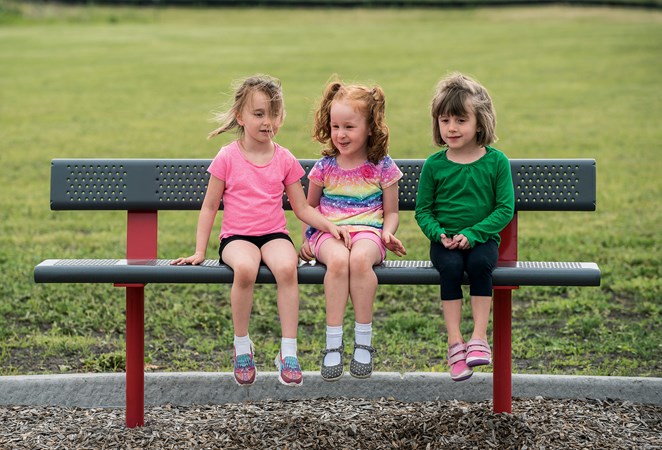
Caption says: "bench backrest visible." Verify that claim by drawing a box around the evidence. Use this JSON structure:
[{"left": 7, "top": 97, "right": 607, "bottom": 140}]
[{"left": 50, "top": 158, "right": 596, "bottom": 212}]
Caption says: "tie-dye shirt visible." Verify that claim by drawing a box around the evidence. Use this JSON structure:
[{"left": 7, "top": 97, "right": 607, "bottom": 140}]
[{"left": 305, "top": 156, "right": 402, "bottom": 246}]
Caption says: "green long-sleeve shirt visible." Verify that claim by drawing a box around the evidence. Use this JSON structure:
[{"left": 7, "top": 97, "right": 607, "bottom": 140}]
[{"left": 415, "top": 146, "right": 515, "bottom": 247}]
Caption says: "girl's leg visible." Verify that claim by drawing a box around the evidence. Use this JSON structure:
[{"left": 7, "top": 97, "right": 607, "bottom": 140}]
[
  {"left": 430, "top": 242, "right": 465, "bottom": 345},
  {"left": 262, "top": 238, "right": 304, "bottom": 386},
  {"left": 316, "top": 238, "right": 351, "bottom": 327},
  {"left": 221, "top": 240, "right": 261, "bottom": 339},
  {"left": 316, "top": 238, "right": 351, "bottom": 369},
  {"left": 466, "top": 241, "right": 498, "bottom": 341},
  {"left": 470, "top": 296, "right": 492, "bottom": 341},
  {"left": 441, "top": 300, "right": 464, "bottom": 345},
  {"left": 261, "top": 238, "right": 300, "bottom": 340},
  {"left": 346, "top": 238, "right": 382, "bottom": 368},
  {"left": 347, "top": 239, "right": 382, "bottom": 324}
]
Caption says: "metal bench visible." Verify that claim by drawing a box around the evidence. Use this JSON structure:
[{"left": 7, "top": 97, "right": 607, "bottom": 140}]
[{"left": 34, "top": 158, "right": 600, "bottom": 427}]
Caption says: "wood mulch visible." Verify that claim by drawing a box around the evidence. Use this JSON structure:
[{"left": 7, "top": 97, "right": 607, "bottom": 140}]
[{"left": 1, "top": 397, "right": 661, "bottom": 449}]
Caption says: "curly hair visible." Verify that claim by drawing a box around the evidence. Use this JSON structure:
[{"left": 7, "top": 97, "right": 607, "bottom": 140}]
[{"left": 312, "top": 81, "right": 389, "bottom": 165}]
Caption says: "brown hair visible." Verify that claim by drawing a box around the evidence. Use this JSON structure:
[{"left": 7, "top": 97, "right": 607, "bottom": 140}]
[
  {"left": 431, "top": 73, "right": 497, "bottom": 148},
  {"left": 312, "top": 81, "right": 389, "bottom": 165},
  {"left": 208, "top": 74, "right": 284, "bottom": 140}
]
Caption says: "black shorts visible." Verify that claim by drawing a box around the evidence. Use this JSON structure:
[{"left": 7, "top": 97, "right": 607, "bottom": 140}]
[{"left": 218, "top": 232, "right": 293, "bottom": 265}]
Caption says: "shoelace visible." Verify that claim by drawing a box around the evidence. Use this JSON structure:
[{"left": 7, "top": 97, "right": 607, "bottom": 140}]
[
  {"left": 282, "top": 356, "right": 300, "bottom": 371},
  {"left": 235, "top": 353, "right": 253, "bottom": 369}
]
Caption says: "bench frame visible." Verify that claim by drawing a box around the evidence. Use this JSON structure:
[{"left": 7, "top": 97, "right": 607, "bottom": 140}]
[{"left": 35, "top": 158, "right": 600, "bottom": 427}]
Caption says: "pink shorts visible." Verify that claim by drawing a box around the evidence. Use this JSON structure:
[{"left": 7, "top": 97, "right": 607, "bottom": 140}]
[{"left": 313, "top": 230, "right": 386, "bottom": 262}]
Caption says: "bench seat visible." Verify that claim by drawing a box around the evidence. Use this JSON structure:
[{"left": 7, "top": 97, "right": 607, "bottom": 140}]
[{"left": 35, "top": 259, "right": 600, "bottom": 287}]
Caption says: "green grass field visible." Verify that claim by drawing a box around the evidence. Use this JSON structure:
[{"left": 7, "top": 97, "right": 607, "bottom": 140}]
[{"left": 0, "top": 4, "right": 660, "bottom": 377}]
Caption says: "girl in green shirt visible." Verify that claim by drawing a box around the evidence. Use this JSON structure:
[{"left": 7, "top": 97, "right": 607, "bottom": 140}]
[{"left": 415, "top": 73, "right": 515, "bottom": 382}]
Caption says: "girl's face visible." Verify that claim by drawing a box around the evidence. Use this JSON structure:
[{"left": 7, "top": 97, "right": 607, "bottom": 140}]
[
  {"left": 330, "top": 100, "right": 370, "bottom": 161},
  {"left": 438, "top": 103, "right": 481, "bottom": 152},
  {"left": 237, "top": 90, "right": 283, "bottom": 145}
]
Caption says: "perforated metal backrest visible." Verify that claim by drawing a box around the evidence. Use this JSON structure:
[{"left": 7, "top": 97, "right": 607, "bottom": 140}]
[
  {"left": 510, "top": 159, "right": 596, "bottom": 211},
  {"left": 50, "top": 158, "right": 595, "bottom": 212}
]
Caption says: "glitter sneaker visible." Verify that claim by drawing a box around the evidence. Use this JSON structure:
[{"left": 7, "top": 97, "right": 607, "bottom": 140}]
[
  {"left": 274, "top": 352, "right": 303, "bottom": 386},
  {"left": 233, "top": 343, "right": 256, "bottom": 386}
]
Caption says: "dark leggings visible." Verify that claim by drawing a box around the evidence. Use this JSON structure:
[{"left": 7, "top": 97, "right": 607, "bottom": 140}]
[{"left": 429, "top": 240, "right": 498, "bottom": 300}]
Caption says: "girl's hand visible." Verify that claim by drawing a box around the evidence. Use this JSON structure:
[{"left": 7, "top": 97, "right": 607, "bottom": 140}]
[
  {"left": 440, "top": 233, "right": 459, "bottom": 250},
  {"left": 299, "top": 241, "right": 315, "bottom": 262},
  {"left": 452, "top": 234, "right": 470, "bottom": 250},
  {"left": 382, "top": 232, "right": 407, "bottom": 257},
  {"left": 330, "top": 225, "right": 352, "bottom": 249},
  {"left": 171, "top": 252, "right": 205, "bottom": 266}
]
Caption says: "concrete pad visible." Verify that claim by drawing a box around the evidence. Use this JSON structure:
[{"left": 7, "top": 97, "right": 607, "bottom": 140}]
[{"left": 1, "top": 372, "right": 660, "bottom": 408}]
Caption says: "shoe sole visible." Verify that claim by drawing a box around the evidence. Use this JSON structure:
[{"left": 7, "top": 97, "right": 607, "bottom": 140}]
[
  {"left": 349, "top": 372, "right": 372, "bottom": 379},
  {"left": 321, "top": 372, "right": 344, "bottom": 382},
  {"left": 451, "top": 371, "right": 473, "bottom": 382},
  {"left": 466, "top": 357, "right": 491, "bottom": 367}
]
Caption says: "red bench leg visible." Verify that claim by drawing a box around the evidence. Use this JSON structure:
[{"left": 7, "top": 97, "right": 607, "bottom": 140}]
[
  {"left": 123, "top": 210, "right": 157, "bottom": 428},
  {"left": 493, "top": 288, "right": 512, "bottom": 413},
  {"left": 125, "top": 285, "right": 145, "bottom": 427}
]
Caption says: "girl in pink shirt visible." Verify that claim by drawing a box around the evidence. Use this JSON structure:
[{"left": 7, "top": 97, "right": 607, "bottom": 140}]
[
  {"left": 299, "top": 81, "right": 407, "bottom": 381},
  {"left": 173, "top": 75, "right": 348, "bottom": 387}
]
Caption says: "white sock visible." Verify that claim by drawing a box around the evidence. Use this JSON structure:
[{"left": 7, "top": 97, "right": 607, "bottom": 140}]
[
  {"left": 234, "top": 334, "right": 251, "bottom": 356},
  {"left": 354, "top": 322, "right": 373, "bottom": 364},
  {"left": 281, "top": 337, "right": 297, "bottom": 358},
  {"left": 324, "top": 325, "right": 343, "bottom": 366}
]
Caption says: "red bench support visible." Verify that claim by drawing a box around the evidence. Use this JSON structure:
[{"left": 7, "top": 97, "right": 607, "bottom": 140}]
[{"left": 116, "top": 211, "right": 157, "bottom": 428}]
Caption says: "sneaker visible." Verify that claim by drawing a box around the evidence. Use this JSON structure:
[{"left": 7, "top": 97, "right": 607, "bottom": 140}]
[
  {"left": 274, "top": 352, "right": 303, "bottom": 386},
  {"left": 466, "top": 338, "right": 492, "bottom": 367},
  {"left": 233, "top": 343, "right": 256, "bottom": 386},
  {"left": 448, "top": 342, "right": 473, "bottom": 382}
]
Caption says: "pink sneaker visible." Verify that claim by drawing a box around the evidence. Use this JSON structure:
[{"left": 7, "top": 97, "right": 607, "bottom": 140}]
[
  {"left": 274, "top": 352, "right": 303, "bottom": 386},
  {"left": 466, "top": 338, "right": 492, "bottom": 367},
  {"left": 448, "top": 342, "right": 473, "bottom": 382},
  {"left": 233, "top": 344, "right": 256, "bottom": 386}
]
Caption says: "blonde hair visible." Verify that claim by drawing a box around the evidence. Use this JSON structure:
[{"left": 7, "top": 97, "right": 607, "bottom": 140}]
[
  {"left": 312, "top": 81, "right": 389, "bottom": 165},
  {"left": 431, "top": 73, "right": 497, "bottom": 148},
  {"left": 208, "top": 74, "right": 285, "bottom": 140}
]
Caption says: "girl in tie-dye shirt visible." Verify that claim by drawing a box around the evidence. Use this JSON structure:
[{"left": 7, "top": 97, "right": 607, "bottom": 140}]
[{"left": 299, "top": 80, "right": 407, "bottom": 381}]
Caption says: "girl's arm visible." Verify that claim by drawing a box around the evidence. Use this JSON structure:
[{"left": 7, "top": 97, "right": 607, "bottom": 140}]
[
  {"left": 414, "top": 160, "right": 445, "bottom": 242},
  {"left": 459, "top": 154, "right": 515, "bottom": 247},
  {"left": 381, "top": 183, "right": 406, "bottom": 257},
  {"left": 171, "top": 175, "right": 224, "bottom": 266},
  {"left": 286, "top": 181, "right": 350, "bottom": 251},
  {"left": 298, "top": 182, "right": 323, "bottom": 261}
]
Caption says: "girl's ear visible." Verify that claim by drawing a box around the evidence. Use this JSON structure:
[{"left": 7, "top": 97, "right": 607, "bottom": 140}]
[{"left": 235, "top": 112, "right": 245, "bottom": 126}]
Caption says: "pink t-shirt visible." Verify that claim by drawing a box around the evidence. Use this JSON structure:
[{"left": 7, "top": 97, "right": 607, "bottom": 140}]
[{"left": 207, "top": 141, "right": 305, "bottom": 240}]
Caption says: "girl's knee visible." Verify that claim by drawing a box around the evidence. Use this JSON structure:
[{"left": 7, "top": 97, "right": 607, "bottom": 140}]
[
  {"left": 271, "top": 260, "right": 298, "bottom": 283},
  {"left": 466, "top": 254, "right": 496, "bottom": 277},
  {"left": 232, "top": 262, "right": 259, "bottom": 286},
  {"left": 323, "top": 254, "right": 350, "bottom": 276},
  {"left": 349, "top": 249, "right": 379, "bottom": 272}
]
